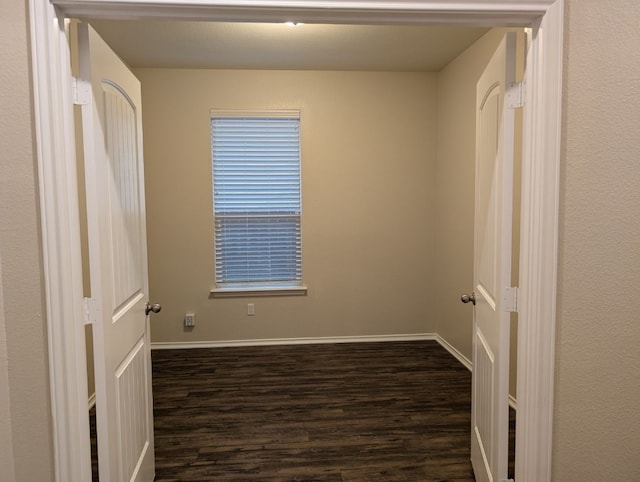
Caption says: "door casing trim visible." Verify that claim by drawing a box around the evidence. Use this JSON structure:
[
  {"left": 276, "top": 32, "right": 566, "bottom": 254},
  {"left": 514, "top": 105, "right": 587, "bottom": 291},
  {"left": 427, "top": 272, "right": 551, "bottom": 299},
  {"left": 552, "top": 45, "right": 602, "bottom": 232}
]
[{"left": 28, "top": 1, "right": 563, "bottom": 481}]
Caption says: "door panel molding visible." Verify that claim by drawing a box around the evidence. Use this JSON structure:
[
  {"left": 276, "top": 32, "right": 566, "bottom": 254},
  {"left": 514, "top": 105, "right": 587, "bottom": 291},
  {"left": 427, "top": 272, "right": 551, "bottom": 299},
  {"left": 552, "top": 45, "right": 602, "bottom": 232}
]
[
  {"left": 79, "top": 22, "right": 154, "bottom": 481},
  {"left": 471, "top": 33, "right": 515, "bottom": 480},
  {"left": 28, "top": 1, "right": 563, "bottom": 481},
  {"left": 114, "top": 337, "right": 150, "bottom": 481}
]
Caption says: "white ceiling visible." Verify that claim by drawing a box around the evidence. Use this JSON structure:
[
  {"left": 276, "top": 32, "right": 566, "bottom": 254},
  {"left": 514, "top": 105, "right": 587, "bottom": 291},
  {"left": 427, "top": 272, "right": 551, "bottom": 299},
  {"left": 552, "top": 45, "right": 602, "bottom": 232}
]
[{"left": 88, "top": 20, "right": 489, "bottom": 72}]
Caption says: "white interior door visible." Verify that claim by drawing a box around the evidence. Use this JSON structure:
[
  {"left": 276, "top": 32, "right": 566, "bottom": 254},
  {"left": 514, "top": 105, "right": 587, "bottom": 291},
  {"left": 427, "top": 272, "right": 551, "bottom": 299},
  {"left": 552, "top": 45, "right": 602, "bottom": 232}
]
[
  {"left": 78, "top": 23, "right": 155, "bottom": 482},
  {"left": 470, "top": 32, "right": 517, "bottom": 482}
]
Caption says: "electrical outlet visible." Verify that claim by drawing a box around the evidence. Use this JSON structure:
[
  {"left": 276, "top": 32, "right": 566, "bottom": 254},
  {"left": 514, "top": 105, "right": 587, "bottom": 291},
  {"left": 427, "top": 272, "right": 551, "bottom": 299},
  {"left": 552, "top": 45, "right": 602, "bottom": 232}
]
[
  {"left": 184, "top": 313, "right": 196, "bottom": 327},
  {"left": 247, "top": 303, "right": 255, "bottom": 316}
]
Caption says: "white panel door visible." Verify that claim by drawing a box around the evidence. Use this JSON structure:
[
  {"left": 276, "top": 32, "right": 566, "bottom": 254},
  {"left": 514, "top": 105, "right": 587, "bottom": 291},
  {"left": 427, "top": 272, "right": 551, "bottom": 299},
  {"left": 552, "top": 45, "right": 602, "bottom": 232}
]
[
  {"left": 470, "top": 33, "right": 517, "bottom": 482},
  {"left": 78, "top": 23, "right": 155, "bottom": 482}
]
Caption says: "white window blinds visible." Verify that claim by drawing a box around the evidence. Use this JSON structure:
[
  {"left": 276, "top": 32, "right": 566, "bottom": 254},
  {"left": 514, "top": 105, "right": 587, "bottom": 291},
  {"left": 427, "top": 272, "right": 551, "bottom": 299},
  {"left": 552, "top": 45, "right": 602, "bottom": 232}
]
[{"left": 211, "top": 110, "right": 302, "bottom": 286}]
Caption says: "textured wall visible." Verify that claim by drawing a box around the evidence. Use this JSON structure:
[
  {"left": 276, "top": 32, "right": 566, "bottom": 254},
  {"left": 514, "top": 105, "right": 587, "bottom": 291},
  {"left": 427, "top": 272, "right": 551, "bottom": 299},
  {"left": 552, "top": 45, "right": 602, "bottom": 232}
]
[
  {"left": 553, "top": 0, "right": 640, "bottom": 479},
  {"left": 0, "top": 262, "right": 15, "bottom": 482},
  {"left": 0, "top": 0, "right": 55, "bottom": 480},
  {"left": 138, "top": 68, "right": 438, "bottom": 344}
]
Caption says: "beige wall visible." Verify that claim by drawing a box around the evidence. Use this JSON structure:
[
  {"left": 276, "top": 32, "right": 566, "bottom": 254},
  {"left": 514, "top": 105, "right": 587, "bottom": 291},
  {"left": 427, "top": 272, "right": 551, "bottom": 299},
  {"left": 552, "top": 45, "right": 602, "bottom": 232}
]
[
  {"left": 0, "top": 0, "right": 55, "bottom": 479},
  {"left": 138, "top": 68, "right": 438, "bottom": 343},
  {"left": 0, "top": 262, "right": 15, "bottom": 482},
  {"left": 553, "top": 0, "right": 640, "bottom": 478}
]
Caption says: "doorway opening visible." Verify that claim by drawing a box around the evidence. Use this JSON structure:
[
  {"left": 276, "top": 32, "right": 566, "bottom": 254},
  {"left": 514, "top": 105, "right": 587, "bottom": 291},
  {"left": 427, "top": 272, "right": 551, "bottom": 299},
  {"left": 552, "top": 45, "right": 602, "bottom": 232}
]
[
  {"left": 29, "top": 2, "right": 563, "bottom": 481},
  {"left": 74, "top": 18, "right": 523, "bottom": 480}
]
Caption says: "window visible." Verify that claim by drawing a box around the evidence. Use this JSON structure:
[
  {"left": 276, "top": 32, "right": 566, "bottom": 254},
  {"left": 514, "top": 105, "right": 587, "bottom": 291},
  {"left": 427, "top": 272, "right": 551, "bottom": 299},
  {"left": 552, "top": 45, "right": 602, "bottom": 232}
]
[{"left": 210, "top": 110, "right": 304, "bottom": 295}]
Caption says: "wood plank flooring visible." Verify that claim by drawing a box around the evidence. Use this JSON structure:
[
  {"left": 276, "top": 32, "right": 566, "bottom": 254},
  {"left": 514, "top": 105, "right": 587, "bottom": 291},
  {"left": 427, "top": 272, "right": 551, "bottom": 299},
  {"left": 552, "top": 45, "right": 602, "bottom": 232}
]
[
  {"left": 151, "top": 341, "right": 475, "bottom": 481},
  {"left": 90, "top": 340, "right": 516, "bottom": 481}
]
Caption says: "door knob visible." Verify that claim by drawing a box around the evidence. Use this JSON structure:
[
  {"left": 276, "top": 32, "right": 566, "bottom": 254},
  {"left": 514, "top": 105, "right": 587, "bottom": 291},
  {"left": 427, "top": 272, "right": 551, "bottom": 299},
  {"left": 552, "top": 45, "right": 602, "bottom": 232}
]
[
  {"left": 145, "top": 302, "right": 162, "bottom": 316},
  {"left": 460, "top": 293, "right": 476, "bottom": 305}
]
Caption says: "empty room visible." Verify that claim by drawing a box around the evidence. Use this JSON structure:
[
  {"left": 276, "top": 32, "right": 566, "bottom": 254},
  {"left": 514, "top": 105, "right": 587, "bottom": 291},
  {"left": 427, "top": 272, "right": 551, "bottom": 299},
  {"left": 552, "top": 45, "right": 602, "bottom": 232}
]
[{"left": 75, "top": 18, "right": 523, "bottom": 481}]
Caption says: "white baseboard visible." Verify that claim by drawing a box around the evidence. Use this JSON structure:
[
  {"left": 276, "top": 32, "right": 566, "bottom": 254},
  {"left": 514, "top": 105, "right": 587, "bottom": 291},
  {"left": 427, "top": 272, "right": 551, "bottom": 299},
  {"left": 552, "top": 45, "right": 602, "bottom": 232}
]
[
  {"left": 433, "top": 334, "right": 472, "bottom": 371},
  {"left": 88, "top": 392, "right": 96, "bottom": 410},
  {"left": 151, "top": 333, "right": 438, "bottom": 350}
]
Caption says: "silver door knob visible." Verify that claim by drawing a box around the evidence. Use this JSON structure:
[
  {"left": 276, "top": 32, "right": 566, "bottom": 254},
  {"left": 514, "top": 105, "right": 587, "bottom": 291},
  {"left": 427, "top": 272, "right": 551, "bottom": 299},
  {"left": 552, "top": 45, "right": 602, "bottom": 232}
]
[
  {"left": 460, "top": 293, "right": 476, "bottom": 305},
  {"left": 145, "top": 302, "right": 162, "bottom": 315}
]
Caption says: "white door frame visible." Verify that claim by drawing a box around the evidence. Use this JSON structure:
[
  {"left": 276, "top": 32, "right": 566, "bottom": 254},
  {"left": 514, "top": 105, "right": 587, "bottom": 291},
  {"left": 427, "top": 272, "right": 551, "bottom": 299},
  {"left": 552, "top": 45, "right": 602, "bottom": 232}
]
[{"left": 28, "top": 1, "right": 564, "bottom": 481}]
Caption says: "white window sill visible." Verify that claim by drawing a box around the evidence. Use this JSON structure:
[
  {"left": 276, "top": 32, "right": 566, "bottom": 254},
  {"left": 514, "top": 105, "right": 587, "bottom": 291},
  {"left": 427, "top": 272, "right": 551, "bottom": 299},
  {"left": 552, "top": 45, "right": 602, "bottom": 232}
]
[{"left": 210, "top": 285, "right": 308, "bottom": 298}]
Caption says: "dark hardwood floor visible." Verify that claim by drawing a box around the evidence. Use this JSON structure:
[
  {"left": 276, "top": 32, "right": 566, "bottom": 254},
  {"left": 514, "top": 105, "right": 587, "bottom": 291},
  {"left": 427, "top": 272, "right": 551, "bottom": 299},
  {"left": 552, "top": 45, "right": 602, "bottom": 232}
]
[
  {"left": 91, "top": 340, "right": 516, "bottom": 481},
  {"left": 152, "top": 341, "right": 474, "bottom": 481}
]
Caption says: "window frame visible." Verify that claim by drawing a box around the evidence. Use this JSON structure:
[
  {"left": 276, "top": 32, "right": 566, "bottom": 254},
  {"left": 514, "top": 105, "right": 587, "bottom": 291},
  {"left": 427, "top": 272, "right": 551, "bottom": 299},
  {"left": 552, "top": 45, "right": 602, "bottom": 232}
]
[{"left": 209, "top": 109, "right": 307, "bottom": 297}]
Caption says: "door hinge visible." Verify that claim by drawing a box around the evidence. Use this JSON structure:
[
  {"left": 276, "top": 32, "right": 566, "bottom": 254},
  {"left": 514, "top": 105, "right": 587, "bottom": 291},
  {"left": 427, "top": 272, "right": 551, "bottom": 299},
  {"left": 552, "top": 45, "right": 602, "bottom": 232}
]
[
  {"left": 83, "top": 297, "right": 98, "bottom": 325},
  {"left": 503, "top": 287, "right": 519, "bottom": 313},
  {"left": 72, "top": 76, "right": 90, "bottom": 106},
  {"left": 506, "top": 81, "right": 525, "bottom": 109}
]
